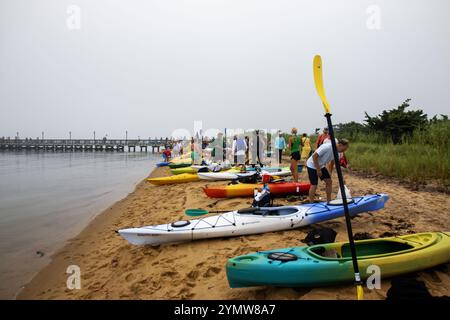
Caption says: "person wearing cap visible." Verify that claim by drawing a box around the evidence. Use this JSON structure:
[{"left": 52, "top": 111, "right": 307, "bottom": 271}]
[
  {"left": 315, "top": 127, "right": 330, "bottom": 149},
  {"left": 306, "top": 138, "right": 349, "bottom": 203},
  {"left": 274, "top": 130, "right": 286, "bottom": 164}
]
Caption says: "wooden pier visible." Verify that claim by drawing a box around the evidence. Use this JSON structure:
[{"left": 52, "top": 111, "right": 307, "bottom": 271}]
[{"left": 0, "top": 138, "right": 170, "bottom": 152}]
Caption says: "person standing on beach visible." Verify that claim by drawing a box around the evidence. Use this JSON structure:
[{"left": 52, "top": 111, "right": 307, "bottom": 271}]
[
  {"left": 300, "top": 133, "right": 311, "bottom": 162},
  {"left": 245, "top": 136, "right": 250, "bottom": 164},
  {"left": 192, "top": 136, "right": 205, "bottom": 164},
  {"left": 288, "top": 128, "right": 302, "bottom": 182},
  {"left": 306, "top": 139, "right": 349, "bottom": 203},
  {"left": 232, "top": 136, "right": 237, "bottom": 164},
  {"left": 232, "top": 134, "right": 247, "bottom": 165},
  {"left": 210, "top": 133, "right": 224, "bottom": 163},
  {"left": 274, "top": 130, "right": 286, "bottom": 164},
  {"left": 315, "top": 127, "right": 330, "bottom": 149},
  {"left": 162, "top": 146, "right": 172, "bottom": 162},
  {"left": 249, "top": 130, "right": 265, "bottom": 165}
]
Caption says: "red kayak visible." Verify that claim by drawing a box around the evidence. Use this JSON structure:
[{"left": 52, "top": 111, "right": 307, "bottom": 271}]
[{"left": 203, "top": 182, "right": 311, "bottom": 198}]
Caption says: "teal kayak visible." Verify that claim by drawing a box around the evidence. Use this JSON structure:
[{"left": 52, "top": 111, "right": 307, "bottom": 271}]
[{"left": 226, "top": 231, "right": 450, "bottom": 288}]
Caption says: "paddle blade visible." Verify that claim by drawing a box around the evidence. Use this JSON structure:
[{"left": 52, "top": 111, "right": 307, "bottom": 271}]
[
  {"left": 185, "top": 209, "right": 209, "bottom": 216},
  {"left": 313, "top": 55, "right": 330, "bottom": 114},
  {"left": 357, "top": 284, "right": 364, "bottom": 300}
]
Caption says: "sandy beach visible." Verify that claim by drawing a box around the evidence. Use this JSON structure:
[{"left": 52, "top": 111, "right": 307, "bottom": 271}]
[{"left": 17, "top": 162, "right": 450, "bottom": 300}]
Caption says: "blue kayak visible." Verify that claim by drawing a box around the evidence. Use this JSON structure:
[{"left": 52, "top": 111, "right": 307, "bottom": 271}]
[{"left": 156, "top": 161, "right": 170, "bottom": 167}]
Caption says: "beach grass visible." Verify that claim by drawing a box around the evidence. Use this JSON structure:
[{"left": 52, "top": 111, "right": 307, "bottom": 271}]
[{"left": 346, "top": 142, "right": 449, "bottom": 187}]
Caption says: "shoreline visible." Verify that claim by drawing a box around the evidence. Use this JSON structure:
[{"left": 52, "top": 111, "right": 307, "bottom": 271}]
[{"left": 18, "top": 165, "right": 450, "bottom": 299}]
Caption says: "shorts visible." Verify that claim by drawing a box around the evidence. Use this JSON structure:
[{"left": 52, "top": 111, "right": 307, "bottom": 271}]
[
  {"left": 307, "top": 166, "right": 331, "bottom": 185},
  {"left": 291, "top": 151, "right": 300, "bottom": 161}
]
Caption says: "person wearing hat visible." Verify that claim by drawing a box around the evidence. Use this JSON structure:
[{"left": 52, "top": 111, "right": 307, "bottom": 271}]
[{"left": 274, "top": 130, "right": 286, "bottom": 164}]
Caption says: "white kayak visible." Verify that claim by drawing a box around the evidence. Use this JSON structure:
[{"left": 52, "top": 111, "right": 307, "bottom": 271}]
[
  {"left": 197, "top": 171, "right": 256, "bottom": 181},
  {"left": 118, "top": 194, "right": 389, "bottom": 246},
  {"left": 261, "top": 170, "right": 291, "bottom": 177},
  {"left": 197, "top": 170, "right": 290, "bottom": 181}
]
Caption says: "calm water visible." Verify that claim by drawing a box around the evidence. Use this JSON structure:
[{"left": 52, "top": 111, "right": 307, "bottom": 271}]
[{"left": 0, "top": 151, "right": 160, "bottom": 299}]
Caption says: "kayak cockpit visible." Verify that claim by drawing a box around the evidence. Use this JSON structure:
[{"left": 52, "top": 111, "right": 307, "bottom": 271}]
[
  {"left": 237, "top": 207, "right": 298, "bottom": 216},
  {"left": 308, "top": 239, "right": 417, "bottom": 260}
]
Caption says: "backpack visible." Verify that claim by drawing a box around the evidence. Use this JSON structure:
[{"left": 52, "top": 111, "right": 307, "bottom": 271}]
[
  {"left": 252, "top": 191, "right": 273, "bottom": 208},
  {"left": 237, "top": 173, "right": 258, "bottom": 184}
]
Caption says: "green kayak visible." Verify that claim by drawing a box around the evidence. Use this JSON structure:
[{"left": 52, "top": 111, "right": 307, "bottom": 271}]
[
  {"left": 168, "top": 161, "right": 192, "bottom": 169},
  {"left": 170, "top": 167, "right": 197, "bottom": 175},
  {"left": 226, "top": 231, "right": 450, "bottom": 288}
]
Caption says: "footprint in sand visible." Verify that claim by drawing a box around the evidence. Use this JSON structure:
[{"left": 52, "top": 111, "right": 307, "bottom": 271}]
[
  {"left": 178, "top": 287, "right": 195, "bottom": 299},
  {"left": 161, "top": 271, "right": 179, "bottom": 278},
  {"left": 125, "top": 273, "right": 135, "bottom": 282},
  {"left": 203, "top": 266, "right": 221, "bottom": 278},
  {"left": 186, "top": 269, "right": 200, "bottom": 281}
]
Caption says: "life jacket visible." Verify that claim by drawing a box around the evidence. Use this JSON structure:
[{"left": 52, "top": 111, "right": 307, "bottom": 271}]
[
  {"left": 252, "top": 186, "right": 272, "bottom": 207},
  {"left": 340, "top": 153, "right": 348, "bottom": 168}
]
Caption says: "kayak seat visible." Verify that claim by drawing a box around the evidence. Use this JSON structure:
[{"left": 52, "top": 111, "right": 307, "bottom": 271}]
[
  {"left": 311, "top": 247, "right": 340, "bottom": 258},
  {"left": 237, "top": 207, "right": 298, "bottom": 216}
]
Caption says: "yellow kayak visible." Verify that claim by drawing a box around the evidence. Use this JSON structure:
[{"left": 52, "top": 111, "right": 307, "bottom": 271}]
[
  {"left": 147, "top": 173, "right": 199, "bottom": 185},
  {"left": 170, "top": 167, "right": 198, "bottom": 175}
]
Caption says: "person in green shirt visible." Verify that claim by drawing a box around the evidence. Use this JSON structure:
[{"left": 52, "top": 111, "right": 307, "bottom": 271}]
[{"left": 288, "top": 127, "right": 302, "bottom": 182}]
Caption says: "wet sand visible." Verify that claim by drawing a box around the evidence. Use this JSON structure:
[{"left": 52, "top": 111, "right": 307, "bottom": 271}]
[{"left": 18, "top": 163, "right": 450, "bottom": 300}]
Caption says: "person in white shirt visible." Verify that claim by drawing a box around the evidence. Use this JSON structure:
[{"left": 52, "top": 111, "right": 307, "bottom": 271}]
[
  {"left": 232, "top": 134, "right": 247, "bottom": 165},
  {"left": 306, "top": 139, "right": 349, "bottom": 203}
]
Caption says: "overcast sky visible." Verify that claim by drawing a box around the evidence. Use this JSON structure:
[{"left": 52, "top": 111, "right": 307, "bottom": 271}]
[{"left": 1, "top": 0, "right": 449, "bottom": 139}]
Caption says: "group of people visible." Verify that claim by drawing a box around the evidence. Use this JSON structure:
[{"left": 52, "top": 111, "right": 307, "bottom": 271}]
[
  {"left": 274, "top": 127, "right": 350, "bottom": 203},
  {"left": 209, "top": 132, "right": 267, "bottom": 165},
  {"left": 274, "top": 128, "right": 312, "bottom": 182},
  {"left": 162, "top": 127, "right": 351, "bottom": 204}
]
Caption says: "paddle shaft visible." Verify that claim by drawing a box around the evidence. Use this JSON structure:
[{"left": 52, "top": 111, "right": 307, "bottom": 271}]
[{"left": 325, "top": 113, "right": 362, "bottom": 284}]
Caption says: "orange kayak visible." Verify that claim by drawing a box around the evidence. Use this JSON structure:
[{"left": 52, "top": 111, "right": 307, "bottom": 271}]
[{"left": 203, "top": 182, "right": 311, "bottom": 198}]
